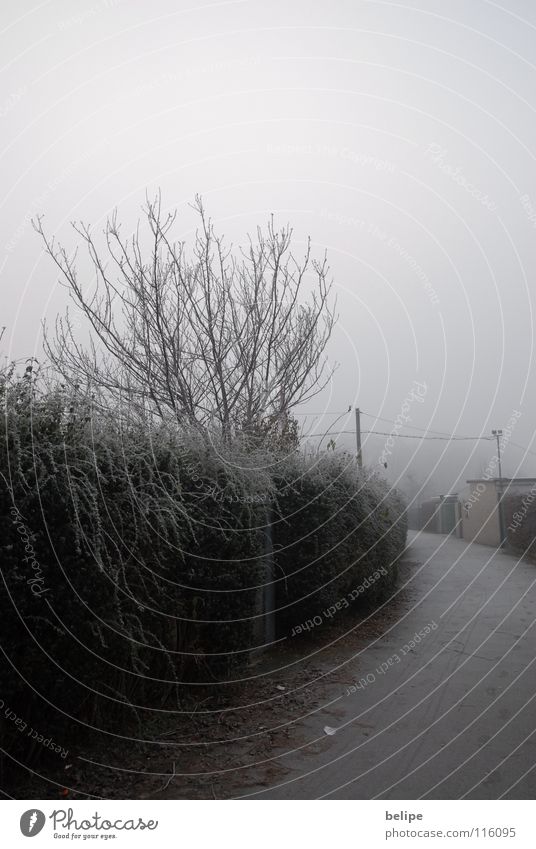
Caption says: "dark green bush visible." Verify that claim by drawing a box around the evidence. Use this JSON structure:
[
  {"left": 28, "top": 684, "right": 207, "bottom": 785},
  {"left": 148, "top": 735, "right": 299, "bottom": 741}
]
[
  {"left": 0, "top": 371, "right": 269, "bottom": 772},
  {"left": 504, "top": 493, "right": 536, "bottom": 559},
  {"left": 0, "top": 368, "right": 406, "bottom": 778},
  {"left": 271, "top": 453, "right": 407, "bottom": 635}
]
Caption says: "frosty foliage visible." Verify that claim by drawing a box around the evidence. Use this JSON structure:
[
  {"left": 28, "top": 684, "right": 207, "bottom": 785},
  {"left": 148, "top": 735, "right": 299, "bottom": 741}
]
[
  {"left": 271, "top": 451, "right": 407, "bottom": 633},
  {"left": 0, "top": 368, "right": 273, "bottom": 760},
  {"left": 503, "top": 492, "right": 536, "bottom": 559},
  {"left": 0, "top": 364, "right": 406, "bottom": 768}
]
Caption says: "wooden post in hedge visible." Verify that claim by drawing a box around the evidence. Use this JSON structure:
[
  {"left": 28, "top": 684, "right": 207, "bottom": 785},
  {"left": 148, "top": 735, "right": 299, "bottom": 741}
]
[
  {"left": 263, "top": 507, "right": 275, "bottom": 643},
  {"left": 252, "top": 505, "right": 275, "bottom": 650}
]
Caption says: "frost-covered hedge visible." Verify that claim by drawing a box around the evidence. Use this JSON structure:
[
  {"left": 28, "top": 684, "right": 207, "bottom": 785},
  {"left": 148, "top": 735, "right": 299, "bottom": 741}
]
[
  {"left": 271, "top": 453, "right": 407, "bottom": 635},
  {"left": 0, "top": 369, "right": 406, "bottom": 773},
  {"left": 504, "top": 493, "right": 536, "bottom": 560},
  {"left": 0, "top": 370, "right": 271, "bottom": 767}
]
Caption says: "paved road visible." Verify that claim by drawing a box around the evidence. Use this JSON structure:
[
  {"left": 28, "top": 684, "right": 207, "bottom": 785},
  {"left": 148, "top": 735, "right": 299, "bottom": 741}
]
[{"left": 246, "top": 531, "right": 536, "bottom": 799}]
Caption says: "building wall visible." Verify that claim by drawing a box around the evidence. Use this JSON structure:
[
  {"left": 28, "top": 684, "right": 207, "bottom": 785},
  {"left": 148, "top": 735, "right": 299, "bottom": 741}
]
[
  {"left": 419, "top": 495, "right": 462, "bottom": 536},
  {"left": 438, "top": 496, "right": 461, "bottom": 536},
  {"left": 460, "top": 483, "right": 501, "bottom": 546},
  {"left": 420, "top": 498, "right": 441, "bottom": 533}
]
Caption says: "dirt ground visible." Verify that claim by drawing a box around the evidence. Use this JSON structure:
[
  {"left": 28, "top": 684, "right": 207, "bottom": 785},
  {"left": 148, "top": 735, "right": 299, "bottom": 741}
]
[{"left": 10, "top": 559, "right": 415, "bottom": 800}]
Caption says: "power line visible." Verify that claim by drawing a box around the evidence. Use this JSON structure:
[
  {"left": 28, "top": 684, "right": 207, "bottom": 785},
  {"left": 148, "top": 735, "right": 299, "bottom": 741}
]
[
  {"left": 293, "top": 410, "right": 351, "bottom": 416},
  {"left": 359, "top": 409, "right": 456, "bottom": 438},
  {"left": 509, "top": 440, "right": 536, "bottom": 459},
  {"left": 299, "top": 429, "right": 355, "bottom": 438},
  {"left": 294, "top": 409, "right": 453, "bottom": 436},
  {"left": 363, "top": 431, "right": 494, "bottom": 441},
  {"left": 301, "top": 429, "right": 494, "bottom": 441},
  {"left": 297, "top": 410, "right": 533, "bottom": 460},
  {"left": 294, "top": 407, "right": 487, "bottom": 440},
  {"left": 295, "top": 411, "right": 536, "bottom": 482}
]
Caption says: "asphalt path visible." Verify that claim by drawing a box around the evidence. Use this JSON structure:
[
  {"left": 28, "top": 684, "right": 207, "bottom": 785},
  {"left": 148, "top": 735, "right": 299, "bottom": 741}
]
[{"left": 246, "top": 531, "right": 536, "bottom": 799}]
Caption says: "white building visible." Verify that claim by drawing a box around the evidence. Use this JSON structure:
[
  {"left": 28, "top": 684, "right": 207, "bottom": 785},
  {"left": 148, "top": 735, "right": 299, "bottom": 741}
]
[{"left": 459, "top": 478, "right": 536, "bottom": 547}]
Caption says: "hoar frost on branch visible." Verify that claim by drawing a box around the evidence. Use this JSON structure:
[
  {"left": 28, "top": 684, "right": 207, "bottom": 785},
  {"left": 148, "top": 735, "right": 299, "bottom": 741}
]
[{"left": 34, "top": 195, "right": 336, "bottom": 442}]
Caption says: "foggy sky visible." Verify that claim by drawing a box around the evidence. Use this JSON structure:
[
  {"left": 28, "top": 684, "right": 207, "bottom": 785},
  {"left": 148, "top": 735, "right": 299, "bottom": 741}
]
[{"left": 2, "top": 0, "right": 536, "bottom": 499}]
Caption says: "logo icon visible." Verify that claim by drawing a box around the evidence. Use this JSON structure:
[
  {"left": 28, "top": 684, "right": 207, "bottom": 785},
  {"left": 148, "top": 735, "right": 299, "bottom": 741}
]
[{"left": 20, "top": 810, "right": 46, "bottom": 837}]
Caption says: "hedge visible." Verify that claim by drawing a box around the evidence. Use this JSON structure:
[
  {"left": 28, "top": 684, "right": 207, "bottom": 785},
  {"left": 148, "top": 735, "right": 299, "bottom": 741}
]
[
  {"left": 0, "top": 370, "right": 406, "bottom": 776},
  {"left": 504, "top": 493, "right": 536, "bottom": 560},
  {"left": 271, "top": 453, "right": 407, "bottom": 635},
  {"left": 0, "top": 371, "right": 270, "bottom": 771}
]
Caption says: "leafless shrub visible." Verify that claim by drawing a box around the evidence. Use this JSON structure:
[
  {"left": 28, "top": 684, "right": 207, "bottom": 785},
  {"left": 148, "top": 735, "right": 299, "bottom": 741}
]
[{"left": 34, "top": 195, "right": 336, "bottom": 442}]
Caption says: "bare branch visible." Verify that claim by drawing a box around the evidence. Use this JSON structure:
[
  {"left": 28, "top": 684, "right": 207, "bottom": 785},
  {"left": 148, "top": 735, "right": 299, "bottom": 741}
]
[{"left": 35, "top": 198, "right": 336, "bottom": 445}]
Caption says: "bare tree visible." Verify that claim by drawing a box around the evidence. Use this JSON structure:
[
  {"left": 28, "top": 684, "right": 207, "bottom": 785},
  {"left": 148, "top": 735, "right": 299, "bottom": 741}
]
[{"left": 34, "top": 195, "right": 336, "bottom": 441}]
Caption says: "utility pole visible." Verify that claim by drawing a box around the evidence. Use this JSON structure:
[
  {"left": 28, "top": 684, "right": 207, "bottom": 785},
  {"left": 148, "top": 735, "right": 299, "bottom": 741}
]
[
  {"left": 492, "top": 428, "right": 506, "bottom": 547},
  {"left": 355, "top": 407, "right": 363, "bottom": 468},
  {"left": 492, "top": 429, "right": 503, "bottom": 481}
]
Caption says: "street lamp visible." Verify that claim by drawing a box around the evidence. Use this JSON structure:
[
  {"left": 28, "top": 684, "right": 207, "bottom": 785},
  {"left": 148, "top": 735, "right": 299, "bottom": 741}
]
[
  {"left": 491, "top": 429, "right": 503, "bottom": 480},
  {"left": 492, "top": 428, "right": 505, "bottom": 546}
]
